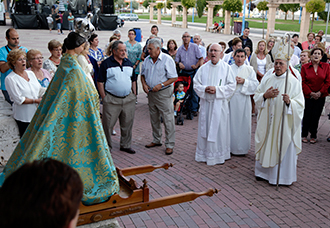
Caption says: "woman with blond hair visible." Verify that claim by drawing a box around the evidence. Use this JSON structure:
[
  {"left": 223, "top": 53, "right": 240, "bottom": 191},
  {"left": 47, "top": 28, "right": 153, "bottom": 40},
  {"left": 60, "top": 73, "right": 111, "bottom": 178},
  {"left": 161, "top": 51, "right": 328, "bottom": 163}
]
[
  {"left": 250, "top": 40, "right": 273, "bottom": 82},
  {"left": 5, "top": 49, "right": 42, "bottom": 136},
  {"left": 266, "top": 37, "right": 275, "bottom": 62},
  {"left": 250, "top": 40, "right": 273, "bottom": 116}
]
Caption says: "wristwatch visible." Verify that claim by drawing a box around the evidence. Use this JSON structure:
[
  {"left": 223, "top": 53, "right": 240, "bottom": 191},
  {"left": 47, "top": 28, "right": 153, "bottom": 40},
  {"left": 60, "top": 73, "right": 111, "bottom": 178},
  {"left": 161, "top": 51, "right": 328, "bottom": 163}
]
[{"left": 161, "top": 83, "right": 165, "bottom": 88}]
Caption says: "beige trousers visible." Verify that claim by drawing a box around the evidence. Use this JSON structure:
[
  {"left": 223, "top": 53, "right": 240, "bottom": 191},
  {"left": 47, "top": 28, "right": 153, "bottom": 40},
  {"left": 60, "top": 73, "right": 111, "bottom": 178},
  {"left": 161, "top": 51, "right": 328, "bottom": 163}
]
[
  {"left": 102, "top": 92, "right": 136, "bottom": 149},
  {"left": 147, "top": 85, "right": 175, "bottom": 149}
]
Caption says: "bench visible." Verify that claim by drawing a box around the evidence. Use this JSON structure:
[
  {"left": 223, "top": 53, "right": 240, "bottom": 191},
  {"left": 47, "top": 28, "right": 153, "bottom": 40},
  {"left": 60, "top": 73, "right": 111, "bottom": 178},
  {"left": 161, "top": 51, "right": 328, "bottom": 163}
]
[
  {"left": 150, "top": 20, "right": 157, "bottom": 24},
  {"left": 208, "top": 26, "right": 224, "bottom": 34},
  {"left": 172, "top": 22, "right": 182, "bottom": 27}
]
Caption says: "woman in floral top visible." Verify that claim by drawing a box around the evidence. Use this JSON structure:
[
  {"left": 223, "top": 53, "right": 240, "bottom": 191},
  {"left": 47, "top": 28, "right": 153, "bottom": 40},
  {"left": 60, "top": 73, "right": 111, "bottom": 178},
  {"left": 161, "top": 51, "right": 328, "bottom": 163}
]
[
  {"left": 124, "top": 29, "right": 142, "bottom": 96},
  {"left": 88, "top": 33, "right": 104, "bottom": 66}
]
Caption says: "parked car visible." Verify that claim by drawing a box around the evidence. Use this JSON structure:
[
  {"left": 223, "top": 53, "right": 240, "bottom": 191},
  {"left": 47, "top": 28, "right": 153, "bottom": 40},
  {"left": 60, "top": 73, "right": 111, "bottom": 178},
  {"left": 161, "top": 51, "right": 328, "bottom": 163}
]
[
  {"left": 128, "top": 14, "right": 139, "bottom": 21},
  {"left": 118, "top": 13, "right": 139, "bottom": 21},
  {"left": 118, "top": 14, "right": 129, "bottom": 21}
]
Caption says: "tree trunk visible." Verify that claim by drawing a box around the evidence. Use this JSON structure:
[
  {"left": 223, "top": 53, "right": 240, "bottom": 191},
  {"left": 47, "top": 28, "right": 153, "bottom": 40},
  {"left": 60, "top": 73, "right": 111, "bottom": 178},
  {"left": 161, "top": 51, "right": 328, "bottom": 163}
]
[
  {"left": 231, "top": 14, "right": 234, "bottom": 35},
  {"left": 310, "top": 12, "right": 315, "bottom": 32},
  {"left": 285, "top": 12, "right": 287, "bottom": 20},
  {"left": 262, "top": 18, "right": 264, "bottom": 39},
  {"left": 292, "top": 12, "right": 294, "bottom": 21}
]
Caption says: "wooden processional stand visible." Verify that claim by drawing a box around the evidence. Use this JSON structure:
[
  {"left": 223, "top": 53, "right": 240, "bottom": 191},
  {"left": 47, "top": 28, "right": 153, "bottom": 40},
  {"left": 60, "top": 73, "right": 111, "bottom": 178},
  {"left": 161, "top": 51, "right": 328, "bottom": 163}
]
[{"left": 78, "top": 163, "right": 219, "bottom": 226}]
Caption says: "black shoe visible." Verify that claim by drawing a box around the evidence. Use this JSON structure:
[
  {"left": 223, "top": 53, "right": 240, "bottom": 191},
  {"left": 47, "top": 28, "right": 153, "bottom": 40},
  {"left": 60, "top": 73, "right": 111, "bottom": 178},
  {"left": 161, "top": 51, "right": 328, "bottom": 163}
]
[
  {"left": 327, "top": 137, "right": 330, "bottom": 142},
  {"left": 120, "top": 147, "right": 136, "bottom": 154},
  {"left": 256, "top": 176, "right": 266, "bottom": 181},
  {"left": 192, "top": 111, "right": 198, "bottom": 117}
]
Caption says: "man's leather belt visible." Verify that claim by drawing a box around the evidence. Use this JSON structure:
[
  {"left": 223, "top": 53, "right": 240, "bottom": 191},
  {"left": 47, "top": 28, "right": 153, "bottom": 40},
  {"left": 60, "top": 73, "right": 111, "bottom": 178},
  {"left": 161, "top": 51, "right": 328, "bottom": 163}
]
[{"left": 106, "top": 90, "right": 129, "bottom": 99}]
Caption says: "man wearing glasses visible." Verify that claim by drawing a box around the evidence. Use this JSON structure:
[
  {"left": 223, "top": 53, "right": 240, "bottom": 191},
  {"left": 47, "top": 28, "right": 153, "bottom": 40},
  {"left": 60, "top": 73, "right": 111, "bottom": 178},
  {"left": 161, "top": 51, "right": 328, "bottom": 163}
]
[
  {"left": 193, "top": 43, "right": 236, "bottom": 165},
  {"left": 175, "top": 31, "right": 203, "bottom": 118},
  {"left": 0, "top": 28, "right": 28, "bottom": 104}
]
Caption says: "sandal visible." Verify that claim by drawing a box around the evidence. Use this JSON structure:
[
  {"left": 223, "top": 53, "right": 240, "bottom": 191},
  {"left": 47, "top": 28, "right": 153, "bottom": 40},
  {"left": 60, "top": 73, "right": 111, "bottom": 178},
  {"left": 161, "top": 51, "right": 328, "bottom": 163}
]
[
  {"left": 310, "top": 138, "right": 317, "bottom": 144},
  {"left": 302, "top": 137, "right": 308, "bottom": 143}
]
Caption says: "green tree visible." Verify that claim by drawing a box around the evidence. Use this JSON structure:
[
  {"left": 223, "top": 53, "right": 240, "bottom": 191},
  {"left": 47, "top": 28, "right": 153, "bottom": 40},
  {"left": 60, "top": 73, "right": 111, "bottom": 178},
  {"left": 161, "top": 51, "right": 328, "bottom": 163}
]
[
  {"left": 316, "top": 0, "right": 330, "bottom": 22},
  {"left": 181, "top": 0, "right": 195, "bottom": 9},
  {"left": 156, "top": 2, "right": 164, "bottom": 9},
  {"left": 279, "top": 4, "right": 290, "bottom": 20},
  {"left": 197, "top": 0, "right": 206, "bottom": 18},
  {"left": 223, "top": 0, "right": 243, "bottom": 34},
  {"left": 167, "top": 0, "right": 173, "bottom": 10},
  {"left": 287, "top": 4, "right": 300, "bottom": 21},
  {"left": 132, "top": 0, "right": 139, "bottom": 10},
  {"left": 257, "top": 1, "right": 268, "bottom": 39},
  {"left": 116, "top": 0, "right": 125, "bottom": 9},
  {"left": 142, "top": 0, "right": 151, "bottom": 9},
  {"left": 213, "top": 5, "right": 222, "bottom": 17},
  {"left": 306, "top": 0, "right": 326, "bottom": 32}
]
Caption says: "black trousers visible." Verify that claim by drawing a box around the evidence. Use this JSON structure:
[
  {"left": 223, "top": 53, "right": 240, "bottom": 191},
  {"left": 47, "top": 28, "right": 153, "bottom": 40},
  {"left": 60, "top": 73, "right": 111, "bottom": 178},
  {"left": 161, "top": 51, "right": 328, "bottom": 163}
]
[
  {"left": 302, "top": 97, "right": 325, "bottom": 139},
  {"left": 15, "top": 119, "right": 30, "bottom": 138}
]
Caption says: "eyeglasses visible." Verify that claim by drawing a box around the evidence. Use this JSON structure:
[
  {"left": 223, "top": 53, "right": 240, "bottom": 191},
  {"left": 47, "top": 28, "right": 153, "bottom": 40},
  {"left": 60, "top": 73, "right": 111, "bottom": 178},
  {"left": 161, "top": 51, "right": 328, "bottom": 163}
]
[
  {"left": 32, "top": 57, "right": 44, "bottom": 60},
  {"left": 17, "top": 58, "right": 26, "bottom": 61},
  {"left": 128, "top": 33, "right": 135, "bottom": 35}
]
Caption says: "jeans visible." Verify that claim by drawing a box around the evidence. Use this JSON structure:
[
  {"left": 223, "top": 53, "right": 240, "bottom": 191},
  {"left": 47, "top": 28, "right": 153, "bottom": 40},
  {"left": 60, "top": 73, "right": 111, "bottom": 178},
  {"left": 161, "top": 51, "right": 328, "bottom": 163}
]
[
  {"left": 2, "top": 90, "right": 13, "bottom": 105},
  {"left": 179, "top": 69, "right": 199, "bottom": 112},
  {"left": 69, "top": 22, "right": 74, "bottom": 31}
]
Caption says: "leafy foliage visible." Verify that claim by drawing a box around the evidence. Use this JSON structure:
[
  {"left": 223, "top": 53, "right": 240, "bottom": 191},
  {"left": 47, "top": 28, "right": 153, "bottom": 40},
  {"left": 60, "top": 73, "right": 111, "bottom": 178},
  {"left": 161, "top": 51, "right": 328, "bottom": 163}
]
[
  {"left": 306, "top": 0, "right": 326, "bottom": 32},
  {"left": 156, "top": 2, "right": 164, "bottom": 9},
  {"left": 213, "top": 5, "right": 222, "bottom": 17},
  {"left": 116, "top": 0, "right": 125, "bottom": 9},
  {"left": 181, "top": 0, "right": 195, "bottom": 9},
  {"left": 223, "top": 0, "right": 242, "bottom": 13},
  {"left": 306, "top": 0, "right": 326, "bottom": 13},
  {"left": 142, "top": 0, "right": 151, "bottom": 9},
  {"left": 197, "top": 0, "right": 206, "bottom": 18},
  {"left": 167, "top": 0, "right": 173, "bottom": 10},
  {"left": 223, "top": 0, "right": 243, "bottom": 34},
  {"left": 131, "top": 1, "right": 139, "bottom": 10},
  {"left": 257, "top": 1, "right": 268, "bottom": 11}
]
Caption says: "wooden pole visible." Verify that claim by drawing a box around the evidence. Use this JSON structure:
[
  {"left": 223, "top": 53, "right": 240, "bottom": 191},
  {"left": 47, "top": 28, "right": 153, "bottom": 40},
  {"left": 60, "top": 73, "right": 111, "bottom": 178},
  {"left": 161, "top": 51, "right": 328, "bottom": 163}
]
[{"left": 276, "top": 34, "right": 291, "bottom": 191}]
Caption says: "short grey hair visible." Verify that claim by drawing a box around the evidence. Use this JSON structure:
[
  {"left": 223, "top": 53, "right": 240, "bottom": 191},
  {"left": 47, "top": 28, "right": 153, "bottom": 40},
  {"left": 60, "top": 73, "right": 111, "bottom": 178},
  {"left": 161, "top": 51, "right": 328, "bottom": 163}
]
[
  {"left": 113, "top": 30, "right": 121, "bottom": 36},
  {"left": 194, "top": 33, "right": 201, "bottom": 39},
  {"left": 148, "top": 38, "right": 162, "bottom": 49},
  {"left": 182, "top": 31, "right": 190, "bottom": 37}
]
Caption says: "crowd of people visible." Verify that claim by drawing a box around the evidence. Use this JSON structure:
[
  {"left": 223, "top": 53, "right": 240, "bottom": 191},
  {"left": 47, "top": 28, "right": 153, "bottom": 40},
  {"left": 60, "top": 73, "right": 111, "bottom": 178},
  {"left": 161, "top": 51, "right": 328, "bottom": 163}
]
[{"left": 0, "top": 25, "right": 330, "bottom": 220}]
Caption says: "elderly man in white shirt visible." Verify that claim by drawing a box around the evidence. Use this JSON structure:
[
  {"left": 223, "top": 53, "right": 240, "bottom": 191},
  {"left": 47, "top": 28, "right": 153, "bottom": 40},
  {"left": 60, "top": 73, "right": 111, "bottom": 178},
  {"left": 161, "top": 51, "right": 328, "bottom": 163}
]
[
  {"left": 193, "top": 34, "right": 207, "bottom": 59},
  {"left": 141, "top": 38, "right": 178, "bottom": 155}
]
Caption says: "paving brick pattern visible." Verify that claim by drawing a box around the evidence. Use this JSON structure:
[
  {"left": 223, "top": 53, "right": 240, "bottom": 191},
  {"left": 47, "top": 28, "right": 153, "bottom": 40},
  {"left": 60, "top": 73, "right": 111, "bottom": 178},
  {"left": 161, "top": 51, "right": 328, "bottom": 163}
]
[{"left": 0, "top": 20, "right": 329, "bottom": 227}]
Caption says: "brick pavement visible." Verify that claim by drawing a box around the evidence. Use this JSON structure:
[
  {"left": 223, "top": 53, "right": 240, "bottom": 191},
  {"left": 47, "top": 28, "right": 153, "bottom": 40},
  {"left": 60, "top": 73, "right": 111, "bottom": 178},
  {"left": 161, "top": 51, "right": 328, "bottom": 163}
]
[{"left": 0, "top": 20, "right": 329, "bottom": 227}]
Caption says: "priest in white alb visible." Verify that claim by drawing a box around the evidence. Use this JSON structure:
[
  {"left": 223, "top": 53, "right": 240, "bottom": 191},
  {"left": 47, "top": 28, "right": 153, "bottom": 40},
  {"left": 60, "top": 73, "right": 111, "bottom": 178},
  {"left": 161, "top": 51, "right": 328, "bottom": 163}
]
[
  {"left": 194, "top": 43, "right": 236, "bottom": 165},
  {"left": 253, "top": 39, "right": 304, "bottom": 185},
  {"left": 229, "top": 49, "right": 259, "bottom": 155}
]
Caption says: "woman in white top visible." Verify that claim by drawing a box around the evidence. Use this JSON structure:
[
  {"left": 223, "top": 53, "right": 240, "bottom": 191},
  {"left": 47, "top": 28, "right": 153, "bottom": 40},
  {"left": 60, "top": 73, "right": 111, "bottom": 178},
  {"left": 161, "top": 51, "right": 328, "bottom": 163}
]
[
  {"left": 250, "top": 40, "right": 273, "bottom": 116},
  {"left": 77, "top": 42, "right": 94, "bottom": 85},
  {"left": 43, "top": 39, "right": 62, "bottom": 78},
  {"left": 5, "top": 49, "right": 42, "bottom": 137},
  {"left": 250, "top": 40, "right": 273, "bottom": 82}
]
